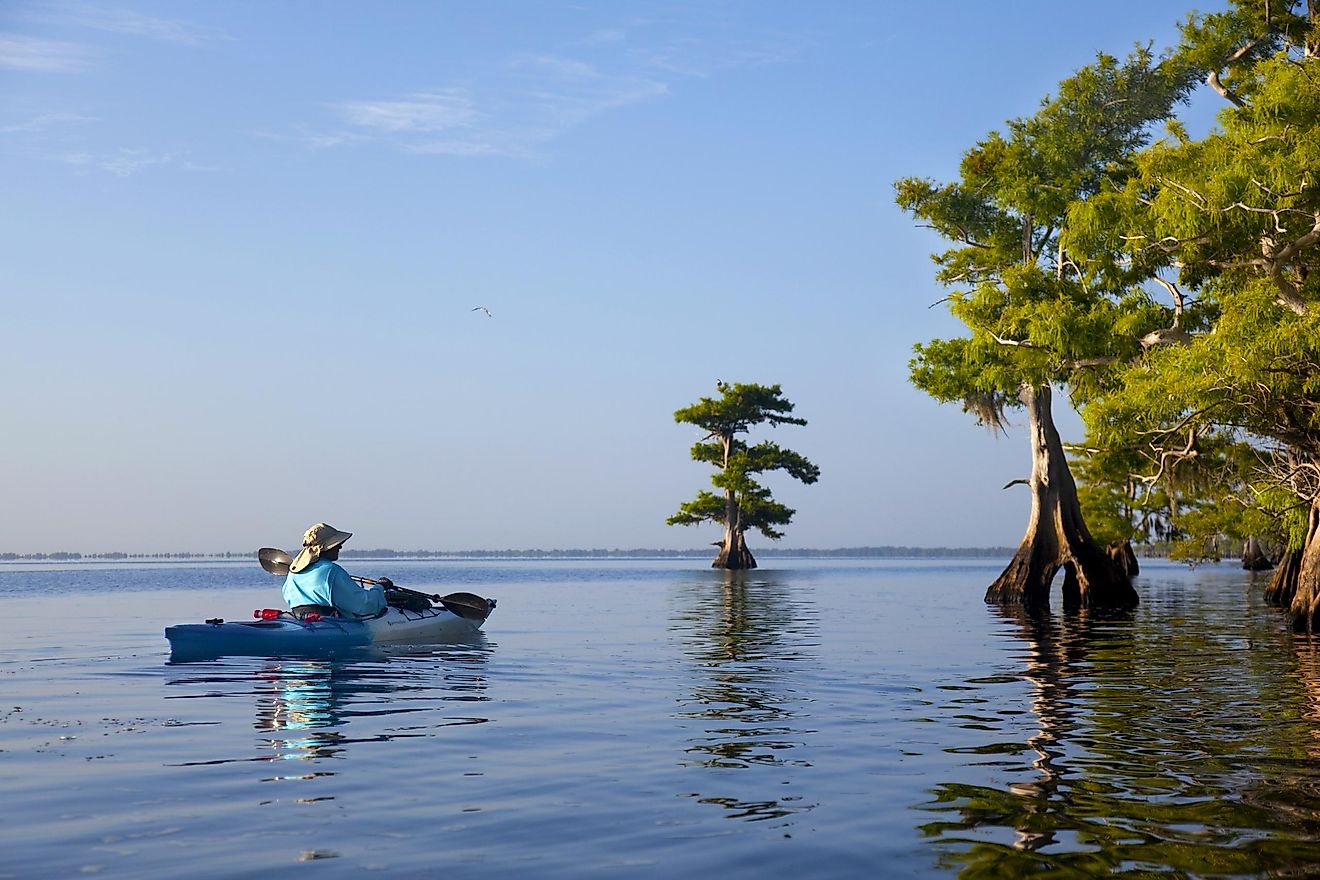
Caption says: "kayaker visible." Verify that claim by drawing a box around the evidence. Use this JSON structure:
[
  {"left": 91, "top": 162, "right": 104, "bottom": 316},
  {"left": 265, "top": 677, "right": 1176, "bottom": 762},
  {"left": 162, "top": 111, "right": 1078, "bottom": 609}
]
[{"left": 282, "top": 522, "right": 390, "bottom": 619}]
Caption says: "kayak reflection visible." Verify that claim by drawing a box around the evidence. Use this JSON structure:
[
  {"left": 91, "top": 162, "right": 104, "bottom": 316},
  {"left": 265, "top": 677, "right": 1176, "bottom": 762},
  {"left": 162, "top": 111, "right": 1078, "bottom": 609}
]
[{"left": 165, "top": 640, "right": 492, "bottom": 768}]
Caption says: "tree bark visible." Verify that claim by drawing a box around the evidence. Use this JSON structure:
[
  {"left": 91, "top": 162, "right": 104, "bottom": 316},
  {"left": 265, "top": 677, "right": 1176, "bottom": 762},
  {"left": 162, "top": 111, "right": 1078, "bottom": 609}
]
[
  {"left": 1266, "top": 549, "right": 1302, "bottom": 607},
  {"left": 985, "top": 384, "right": 1139, "bottom": 609},
  {"left": 1241, "top": 535, "right": 1274, "bottom": 572},
  {"left": 1290, "top": 499, "right": 1320, "bottom": 631},
  {"left": 710, "top": 433, "right": 758, "bottom": 570},
  {"left": 1106, "top": 541, "right": 1140, "bottom": 578},
  {"left": 713, "top": 527, "right": 757, "bottom": 570}
]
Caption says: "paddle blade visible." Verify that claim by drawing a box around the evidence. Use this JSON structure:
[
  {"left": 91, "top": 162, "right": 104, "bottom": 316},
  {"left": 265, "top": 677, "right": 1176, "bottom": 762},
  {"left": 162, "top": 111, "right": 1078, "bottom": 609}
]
[
  {"left": 258, "top": 547, "right": 294, "bottom": 576},
  {"left": 440, "top": 591, "right": 495, "bottom": 621}
]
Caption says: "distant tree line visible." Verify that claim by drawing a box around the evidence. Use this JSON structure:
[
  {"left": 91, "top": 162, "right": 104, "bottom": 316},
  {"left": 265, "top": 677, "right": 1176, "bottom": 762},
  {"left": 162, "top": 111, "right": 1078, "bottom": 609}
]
[
  {"left": 0, "top": 551, "right": 252, "bottom": 561},
  {"left": 1, "top": 547, "right": 1022, "bottom": 561},
  {"left": 341, "top": 547, "right": 1018, "bottom": 559}
]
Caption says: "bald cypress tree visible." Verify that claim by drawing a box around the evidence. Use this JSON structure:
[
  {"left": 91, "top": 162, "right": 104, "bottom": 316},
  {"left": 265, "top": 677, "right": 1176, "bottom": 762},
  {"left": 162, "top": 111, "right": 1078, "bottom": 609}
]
[
  {"left": 668, "top": 382, "right": 820, "bottom": 570},
  {"left": 897, "top": 48, "right": 1198, "bottom": 608},
  {"left": 1073, "top": 1, "right": 1320, "bottom": 627}
]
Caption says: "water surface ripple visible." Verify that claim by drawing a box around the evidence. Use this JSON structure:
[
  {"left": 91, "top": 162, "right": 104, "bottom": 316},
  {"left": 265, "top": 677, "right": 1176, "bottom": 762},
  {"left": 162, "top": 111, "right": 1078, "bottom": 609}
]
[{"left": 2, "top": 559, "right": 1319, "bottom": 877}]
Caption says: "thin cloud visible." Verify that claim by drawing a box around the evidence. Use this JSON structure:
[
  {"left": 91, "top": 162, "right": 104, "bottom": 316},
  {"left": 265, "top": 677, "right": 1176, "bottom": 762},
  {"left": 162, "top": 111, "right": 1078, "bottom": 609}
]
[
  {"left": 26, "top": 3, "right": 219, "bottom": 45},
  {"left": 2, "top": 111, "right": 98, "bottom": 133},
  {"left": 506, "top": 54, "right": 668, "bottom": 138},
  {"left": 320, "top": 57, "right": 667, "bottom": 159},
  {"left": 301, "top": 20, "right": 790, "bottom": 160},
  {"left": 0, "top": 34, "right": 90, "bottom": 72},
  {"left": 334, "top": 90, "right": 480, "bottom": 134},
  {"left": 61, "top": 147, "right": 174, "bottom": 177},
  {"left": 582, "top": 28, "right": 627, "bottom": 46},
  {"left": 302, "top": 131, "right": 370, "bottom": 150},
  {"left": 407, "top": 139, "right": 523, "bottom": 159},
  {"left": 514, "top": 53, "right": 602, "bottom": 81},
  {"left": 636, "top": 37, "right": 801, "bottom": 78}
]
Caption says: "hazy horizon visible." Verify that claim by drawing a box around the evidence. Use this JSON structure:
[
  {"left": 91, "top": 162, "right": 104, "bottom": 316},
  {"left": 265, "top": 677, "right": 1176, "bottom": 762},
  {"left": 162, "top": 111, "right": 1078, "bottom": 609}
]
[{"left": 2, "top": 543, "right": 1021, "bottom": 559}]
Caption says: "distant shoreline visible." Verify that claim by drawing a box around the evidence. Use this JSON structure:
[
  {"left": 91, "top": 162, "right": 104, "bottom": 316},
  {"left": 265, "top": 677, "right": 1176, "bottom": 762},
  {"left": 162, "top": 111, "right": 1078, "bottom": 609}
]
[{"left": 1, "top": 546, "right": 1019, "bottom": 562}]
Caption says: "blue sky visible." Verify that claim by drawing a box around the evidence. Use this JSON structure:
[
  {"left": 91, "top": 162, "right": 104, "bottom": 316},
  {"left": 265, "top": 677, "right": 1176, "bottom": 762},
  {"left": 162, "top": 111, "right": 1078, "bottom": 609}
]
[{"left": 1, "top": 1, "right": 1224, "bottom": 553}]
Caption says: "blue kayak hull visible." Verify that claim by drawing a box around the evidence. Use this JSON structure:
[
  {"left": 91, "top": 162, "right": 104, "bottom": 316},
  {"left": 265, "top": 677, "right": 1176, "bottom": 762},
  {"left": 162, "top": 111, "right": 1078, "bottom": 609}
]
[{"left": 165, "top": 606, "right": 486, "bottom": 659}]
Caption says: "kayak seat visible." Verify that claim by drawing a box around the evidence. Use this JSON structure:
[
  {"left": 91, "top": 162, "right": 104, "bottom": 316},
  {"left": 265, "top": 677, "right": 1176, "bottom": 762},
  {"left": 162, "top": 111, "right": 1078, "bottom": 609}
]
[{"left": 292, "top": 604, "right": 339, "bottom": 620}]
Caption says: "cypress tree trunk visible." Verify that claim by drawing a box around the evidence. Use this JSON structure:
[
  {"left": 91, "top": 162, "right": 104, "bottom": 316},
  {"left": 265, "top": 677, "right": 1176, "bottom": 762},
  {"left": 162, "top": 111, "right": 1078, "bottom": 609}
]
[
  {"left": 709, "top": 437, "right": 759, "bottom": 570},
  {"left": 1106, "top": 541, "right": 1140, "bottom": 578},
  {"left": 1289, "top": 500, "right": 1320, "bottom": 631},
  {"left": 1266, "top": 549, "right": 1302, "bottom": 607},
  {"left": 1241, "top": 536, "right": 1274, "bottom": 571},
  {"left": 712, "top": 527, "right": 757, "bottom": 570},
  {"left": 985, "top": 384, "right": 1139, "bottom": 610}
]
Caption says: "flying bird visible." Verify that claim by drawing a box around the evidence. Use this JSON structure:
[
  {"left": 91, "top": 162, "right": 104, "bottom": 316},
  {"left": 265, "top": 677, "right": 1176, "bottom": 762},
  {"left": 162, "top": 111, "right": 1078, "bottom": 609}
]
[{"left": 472, "top": 306, "right": 493, "bottom": 317}]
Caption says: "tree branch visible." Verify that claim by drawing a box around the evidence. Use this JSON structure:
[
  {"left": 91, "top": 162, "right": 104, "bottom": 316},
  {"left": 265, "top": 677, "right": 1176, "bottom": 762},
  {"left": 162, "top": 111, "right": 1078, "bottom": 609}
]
[
  {"left": 986, "top": 329, "right": 1048, "bottom": 351},
  {"left": 1206, "top": 35, "right": 1265, "bottom": 108}
]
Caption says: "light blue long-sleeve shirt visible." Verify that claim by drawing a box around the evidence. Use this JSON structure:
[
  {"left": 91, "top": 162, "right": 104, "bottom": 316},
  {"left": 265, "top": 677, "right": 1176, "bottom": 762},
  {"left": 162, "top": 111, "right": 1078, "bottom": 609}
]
[{"left": 282, "top": 558, "right": 386, "bottom": 618}]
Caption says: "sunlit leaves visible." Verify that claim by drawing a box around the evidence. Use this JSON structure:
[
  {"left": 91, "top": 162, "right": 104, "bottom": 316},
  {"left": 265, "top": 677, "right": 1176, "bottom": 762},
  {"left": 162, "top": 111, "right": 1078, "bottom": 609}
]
[
  {"left": 1051, "top": 5, "right": 1320, "bottom": 553},
  {"left": 666, "top": 491, "right": 725, "bottom": 528},
  {"left": 898, "top": 46, "right": 1197, "bottom": 413},
  {"left": 669, "top": 383, "right": 819, "bottom": 540},
  {"left": 672, "top": 382, "right": 805, "bottom": 437}
]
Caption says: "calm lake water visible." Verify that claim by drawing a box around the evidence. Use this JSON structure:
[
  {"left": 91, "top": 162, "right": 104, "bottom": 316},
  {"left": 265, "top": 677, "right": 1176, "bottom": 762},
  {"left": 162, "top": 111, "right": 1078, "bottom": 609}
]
[{"left": 2, "top": 557, "right": 1318, "bottom": 878}]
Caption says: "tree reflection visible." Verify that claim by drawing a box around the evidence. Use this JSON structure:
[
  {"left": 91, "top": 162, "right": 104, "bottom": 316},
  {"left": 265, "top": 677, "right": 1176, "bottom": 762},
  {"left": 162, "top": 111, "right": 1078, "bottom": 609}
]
[
  {"left": 921, "top": 597, "right": 1320, "bottom": 877},
  {"left": 671, "top": 570, "right": 820, "bottom": 823},
  {"left": 1291, "top": 638, "right": 1320, "bottom": 757},
  {"left": 921, "top": 608, "right": 1116, "bottom": 871},
  {"left": 1246, "top": 636, "right": 1320, "bottom": 827},
  {"left": 999, "top": 607, "right": 1094, "bottom": 852}
]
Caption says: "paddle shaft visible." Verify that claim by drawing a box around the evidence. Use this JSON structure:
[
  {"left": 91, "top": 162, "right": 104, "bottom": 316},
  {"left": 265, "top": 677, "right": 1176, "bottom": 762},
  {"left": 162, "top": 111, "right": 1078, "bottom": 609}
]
[{"left": 351, "top": 575, "right": 440, "bottom": 601}]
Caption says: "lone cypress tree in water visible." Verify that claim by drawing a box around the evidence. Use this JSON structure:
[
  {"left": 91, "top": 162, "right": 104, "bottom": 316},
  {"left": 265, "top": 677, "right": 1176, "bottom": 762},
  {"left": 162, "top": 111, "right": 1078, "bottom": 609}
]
[{"left": 668, "top": 382, "right": 820, "bottom": 570}]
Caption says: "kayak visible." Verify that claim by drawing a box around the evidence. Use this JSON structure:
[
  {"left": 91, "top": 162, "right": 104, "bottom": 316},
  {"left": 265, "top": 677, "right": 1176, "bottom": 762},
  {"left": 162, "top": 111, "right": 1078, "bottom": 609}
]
[{"left": 165, "top": 602, "right": 493, "bottom": 659}]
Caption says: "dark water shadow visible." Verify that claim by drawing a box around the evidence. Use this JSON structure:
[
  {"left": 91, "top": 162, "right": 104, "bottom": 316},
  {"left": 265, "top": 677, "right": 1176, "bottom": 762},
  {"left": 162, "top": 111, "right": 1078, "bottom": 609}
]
[{"left": 669, "top": 569, "right": 821, "bottom": 824}]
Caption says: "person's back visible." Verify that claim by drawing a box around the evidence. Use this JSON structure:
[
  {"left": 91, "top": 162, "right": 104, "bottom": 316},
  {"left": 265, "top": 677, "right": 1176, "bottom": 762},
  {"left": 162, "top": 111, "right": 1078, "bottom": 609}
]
[{"left": 281, "top": 522, "right": 387, "bottom": 619}]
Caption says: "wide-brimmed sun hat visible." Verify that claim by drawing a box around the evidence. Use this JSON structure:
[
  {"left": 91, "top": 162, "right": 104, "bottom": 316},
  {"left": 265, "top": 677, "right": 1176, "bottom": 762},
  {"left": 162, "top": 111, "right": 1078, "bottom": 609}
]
[{"left": 289, "top": 522, "right": 353, "bottom": 573}]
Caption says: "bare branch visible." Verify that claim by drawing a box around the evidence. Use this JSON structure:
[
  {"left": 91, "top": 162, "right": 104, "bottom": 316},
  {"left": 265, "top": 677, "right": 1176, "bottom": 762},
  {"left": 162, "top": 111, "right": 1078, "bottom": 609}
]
[
  {"left": 1152, "top": 275, "right": 1185, "bottom": 328},
  {"left": 986, "top": 329, "right": 1048, "bottom": 351},
  {"left": 1156, "top": 176, "right": 1209, "bottom": 208},
  {"left": 1207, "top": 69, "right": 1247, "bottom": 107},
  {"left": 1206, "top": 35, "right": 1265, "bottom": 107},
  {"left": 1066, "top": 355, "right": 1122, "bottom": 369}
]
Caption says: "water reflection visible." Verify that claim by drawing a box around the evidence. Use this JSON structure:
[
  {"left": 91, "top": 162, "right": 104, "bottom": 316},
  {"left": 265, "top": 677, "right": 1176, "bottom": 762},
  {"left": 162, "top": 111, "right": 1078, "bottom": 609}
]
[
  {"left": 1249, "top": 636, "right": 1320, "bottom": 820},
  {"left": 922, "top": 594, "right": 1320, "bottom": 876},
  {"left": 671, "top": 570, "right": 820, "bottom": 823},
  {"left": 164, "top": 640, "right": 492, "bottom": 771},
  {"left": 1291, "top": 638, "right": 1320, "bottom": 758}
]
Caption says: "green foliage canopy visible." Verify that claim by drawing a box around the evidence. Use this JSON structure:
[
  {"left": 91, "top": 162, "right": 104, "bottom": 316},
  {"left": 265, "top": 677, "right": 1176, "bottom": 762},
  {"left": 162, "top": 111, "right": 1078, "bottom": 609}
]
[
  {"left": 668, "top": 383, "right": 820, "bottom": 541},
  {"left": 897, "top": 48, "right": 1200, "bottom": 423},
  {"left": 1074, "top": 3, "right": 1320, "bottom": 552}
]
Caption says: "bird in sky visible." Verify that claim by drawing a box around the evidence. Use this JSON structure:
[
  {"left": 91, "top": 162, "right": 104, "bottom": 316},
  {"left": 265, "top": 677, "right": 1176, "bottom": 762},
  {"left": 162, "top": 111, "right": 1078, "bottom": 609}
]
[{"left": 472, "top": 306, "right": 493, "bottom": 317}]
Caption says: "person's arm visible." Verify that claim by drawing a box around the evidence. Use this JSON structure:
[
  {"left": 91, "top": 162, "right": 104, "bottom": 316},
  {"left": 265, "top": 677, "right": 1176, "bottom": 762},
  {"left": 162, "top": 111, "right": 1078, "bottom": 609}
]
[{"left": 328, "top": 565, "right": 386, "bottom": 617}]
